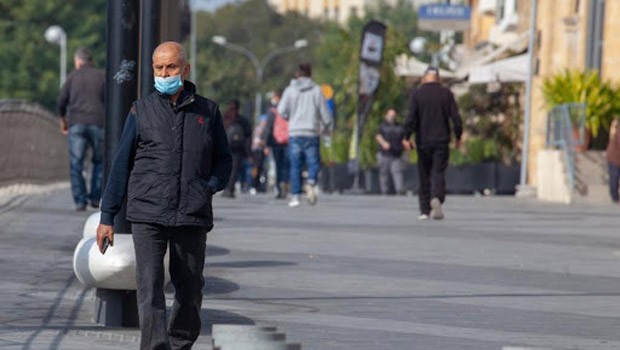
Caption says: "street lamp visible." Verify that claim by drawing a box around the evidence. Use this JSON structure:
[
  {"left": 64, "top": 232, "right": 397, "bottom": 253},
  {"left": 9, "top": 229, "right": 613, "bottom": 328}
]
[
  {"left": 45, "top": 25, "right": 67, "bottom": 88},
  {"left": 212, "top": 36, "right": 308, "bottom": 121}
]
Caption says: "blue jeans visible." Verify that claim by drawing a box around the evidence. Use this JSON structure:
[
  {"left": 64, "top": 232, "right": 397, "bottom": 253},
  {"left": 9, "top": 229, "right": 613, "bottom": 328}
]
[
  {"left": 289, "top": 136, "right": 321, "bottom": 195},
  {"left": 68, "top": 124, "right": 104, "bottom": 206}
]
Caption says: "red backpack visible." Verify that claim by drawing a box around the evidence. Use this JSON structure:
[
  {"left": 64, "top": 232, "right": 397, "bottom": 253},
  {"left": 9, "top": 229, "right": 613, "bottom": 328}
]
[{"left": 272, "top": 108, "right": 289, "bottom": 144}]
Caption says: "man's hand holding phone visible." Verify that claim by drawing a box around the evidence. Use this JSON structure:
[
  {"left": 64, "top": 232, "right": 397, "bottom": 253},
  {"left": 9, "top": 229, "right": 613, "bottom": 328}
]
[{"left": 96, "top": 224, "right": 114, "bottom": 254}]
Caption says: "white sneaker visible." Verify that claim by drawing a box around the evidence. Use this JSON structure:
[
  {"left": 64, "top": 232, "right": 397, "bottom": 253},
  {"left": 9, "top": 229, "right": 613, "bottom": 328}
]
[
  {"left": 430, "top": 198, "right": 444, "bottom": 220},
  {"left": 288, "top": 195, "right": 301, "bottom": 207},
  {"left": 249, "top": 187, "right": 257, "bottom": 195},
  {"left": 305, "top": 183, "right": 317, "bottom": 205},
  {"left": 418, "top": 214, "right": 429, "bottom": 220}
]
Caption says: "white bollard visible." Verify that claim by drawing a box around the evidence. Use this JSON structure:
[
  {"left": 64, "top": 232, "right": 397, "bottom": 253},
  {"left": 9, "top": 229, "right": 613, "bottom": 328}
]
[
  {"left": 83, "top": 212, "right": 100, "bottom": 238},
  {"left": 73, "top": 230, "right": 171, "bottom": 290}
]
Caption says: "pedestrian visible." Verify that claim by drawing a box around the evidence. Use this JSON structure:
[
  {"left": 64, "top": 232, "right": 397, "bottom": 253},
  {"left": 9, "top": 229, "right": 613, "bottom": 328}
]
[
  {"left": 375, "top": 108, "right": 407, "bottom": 195},
  {"left": 250, "top": 113, "right": 269, "bottom": 194},
  {"left": 264, "top": 90, "right": 290, "bottom": 199},
  {"left": 56, "top": 47, "right": 105, "bottom": 211},
  {"left": 96, "top": 41, "right": 232, "bottom": 350},
  {"left": 278, "top": 63, "right": 333, "bottom": 207},
  {"left": 222, "top": 99, "right": 252, "bottom": 198},
  {"left": 606, "top": 118, "right": 620, "bottom": 203},
  {"left": 403, "top": 67, "right": 462, "bottom": 220}
]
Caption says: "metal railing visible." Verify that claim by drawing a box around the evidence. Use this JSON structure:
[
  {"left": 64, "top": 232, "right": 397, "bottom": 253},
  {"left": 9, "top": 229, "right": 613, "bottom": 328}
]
[{"left": 545, "top": 103, "right": 586, "bottom": 192}]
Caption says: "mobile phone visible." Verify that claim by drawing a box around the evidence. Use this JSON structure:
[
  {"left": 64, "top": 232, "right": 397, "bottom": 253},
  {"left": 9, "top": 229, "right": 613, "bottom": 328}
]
[{"left": 101, "top": 236, "right": 110, "bottom": 254}]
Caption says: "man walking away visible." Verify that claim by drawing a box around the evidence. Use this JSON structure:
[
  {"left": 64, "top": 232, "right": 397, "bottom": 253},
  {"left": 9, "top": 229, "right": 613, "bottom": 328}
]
[
  {"left": 96, "top": 41, "right": 232, "bottom": 350},
  {"left": 278, "top": 63, "right": 332, "bottom": 207},
  {"left": 376, "top": 109, "right": 407, "bottom": 195},
  {"left": 403, "top": 67, "right": 462, "bottom": 220},
  {"left": 56, "top": 47, "right": 105, "bottom": 211},
  {"left": 606, "top": 118, "right": 620, "bottom": 203}
]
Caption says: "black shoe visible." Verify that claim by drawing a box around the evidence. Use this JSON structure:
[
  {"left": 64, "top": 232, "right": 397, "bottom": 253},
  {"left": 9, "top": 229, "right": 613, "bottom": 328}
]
[
  {"left": 90, "top": 201, "right": 100, "bottom": 209},
  {"left": 75, "top": 203, "right": 87, "bottom": 211}
]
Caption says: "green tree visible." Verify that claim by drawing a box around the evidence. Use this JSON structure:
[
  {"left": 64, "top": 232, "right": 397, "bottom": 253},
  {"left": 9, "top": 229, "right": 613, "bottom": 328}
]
[
  {"left": 0, "top": 0, "right": 106, "bottom": 110},
  {"left": 192, "top": 0, "right": 324, "bottom": 115}
]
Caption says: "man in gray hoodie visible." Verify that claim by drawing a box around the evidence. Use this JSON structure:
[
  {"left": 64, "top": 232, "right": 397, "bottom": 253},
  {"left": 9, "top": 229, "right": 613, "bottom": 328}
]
[{"left": 278, "top": 63, "right": 332, "bottom": 207}]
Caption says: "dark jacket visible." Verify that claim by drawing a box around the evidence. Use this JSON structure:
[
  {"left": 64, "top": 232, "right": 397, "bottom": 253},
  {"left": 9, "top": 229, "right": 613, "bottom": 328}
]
[
  {"left": 377, "top": 121, "right": 405, "bottom": 157},
  {"left": 223, "top": 112, "right": 252, "bottom": 156},
  {"left": 100, "top": 81, "right": 232, "bottom": 230},
  {"left": 404, "top": 82, "right": 462, "bottom": 147},
  {"left": 56, "top": 64, "right": 105, "bottom": 127}
]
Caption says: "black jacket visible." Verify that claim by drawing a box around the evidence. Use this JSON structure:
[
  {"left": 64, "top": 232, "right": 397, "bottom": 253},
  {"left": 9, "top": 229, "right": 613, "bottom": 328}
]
[
  {"left": 56, "top": 64, "right": 105, "bottom": 127},
  {"left": 404, "top": 82, "right": 462, "bottom": 147},
  {"left": 100, "top": 81, "right": 232, "bottom": 230},
  {"left": 377, "top": 121, "right": 405, "bottom": 157}
]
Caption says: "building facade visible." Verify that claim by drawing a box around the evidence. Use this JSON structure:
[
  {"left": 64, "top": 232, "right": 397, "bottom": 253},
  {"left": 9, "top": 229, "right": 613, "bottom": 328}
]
[{"left": 466, "top": 0, "right": 620, "bottom": 187}]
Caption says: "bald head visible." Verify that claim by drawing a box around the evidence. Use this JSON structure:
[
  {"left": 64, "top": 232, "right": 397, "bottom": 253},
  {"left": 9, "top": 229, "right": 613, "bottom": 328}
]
[{"left": 153, "top": 41, "right": 186, "bottom": 64}]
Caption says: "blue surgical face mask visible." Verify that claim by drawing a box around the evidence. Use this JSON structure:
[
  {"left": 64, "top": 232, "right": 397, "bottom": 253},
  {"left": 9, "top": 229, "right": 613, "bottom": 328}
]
[{"left": 154, "top": 74, "right": 183, "bottom": 95}]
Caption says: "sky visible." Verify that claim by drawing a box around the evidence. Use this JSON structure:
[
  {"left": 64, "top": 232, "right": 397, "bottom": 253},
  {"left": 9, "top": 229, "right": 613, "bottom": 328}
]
[{"left": 192, "top": 0, "right": 245, "bottom": 12}]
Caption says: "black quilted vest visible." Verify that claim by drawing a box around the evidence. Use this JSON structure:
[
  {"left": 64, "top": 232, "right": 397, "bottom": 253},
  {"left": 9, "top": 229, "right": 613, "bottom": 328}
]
[{"left": 127, "top": 84, "right": 219, "bottom": 229}]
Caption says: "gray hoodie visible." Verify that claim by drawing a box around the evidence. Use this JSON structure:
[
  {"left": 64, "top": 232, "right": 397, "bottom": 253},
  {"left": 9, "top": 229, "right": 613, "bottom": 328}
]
[{"left": 277, "top": 77, "right": 332, "bottom": 137}]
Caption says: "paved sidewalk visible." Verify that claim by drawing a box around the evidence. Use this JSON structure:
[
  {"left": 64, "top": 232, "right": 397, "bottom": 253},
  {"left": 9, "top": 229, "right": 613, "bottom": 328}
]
[{"left": 1, "top": 188, "right": 620, "bottom": 349}]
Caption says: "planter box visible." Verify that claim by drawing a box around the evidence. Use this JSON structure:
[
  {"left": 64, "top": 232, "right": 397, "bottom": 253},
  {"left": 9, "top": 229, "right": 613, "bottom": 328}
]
[{"left": 321, "top": 162, "right": 520, "bottom": 195}]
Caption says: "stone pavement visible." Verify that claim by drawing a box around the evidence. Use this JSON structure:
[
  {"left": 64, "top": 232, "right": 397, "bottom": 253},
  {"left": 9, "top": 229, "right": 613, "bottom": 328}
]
[{"left": 1, "top": 187, "right": 620, "bottom": 349}]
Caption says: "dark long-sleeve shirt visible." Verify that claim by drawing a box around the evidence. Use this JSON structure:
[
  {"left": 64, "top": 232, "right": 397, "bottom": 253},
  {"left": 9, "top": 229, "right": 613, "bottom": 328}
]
[{"left": 404, "top": 82, "right": 462, "bottom": 147}]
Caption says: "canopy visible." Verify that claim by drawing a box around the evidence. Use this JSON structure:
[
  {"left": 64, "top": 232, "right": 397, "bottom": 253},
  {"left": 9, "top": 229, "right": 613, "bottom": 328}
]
[
  {"left": 394, "top": 54, "right": 456, "bottom": 79},
  {"left": 468, "top": 54, "right": 529, "bottom": 84}
]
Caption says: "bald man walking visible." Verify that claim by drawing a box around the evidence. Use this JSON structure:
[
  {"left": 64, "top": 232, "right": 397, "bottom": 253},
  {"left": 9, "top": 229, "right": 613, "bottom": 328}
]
[{"left": 96, "top": 42, "right": 232, "bottom": 349}]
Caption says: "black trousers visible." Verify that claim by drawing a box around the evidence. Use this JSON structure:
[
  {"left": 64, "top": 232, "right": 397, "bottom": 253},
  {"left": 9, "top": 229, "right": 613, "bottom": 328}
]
[
  {"left": 132, "top": 223, "right": 207, "bottom": 350},
  {"left": 417, "top": 145, "right": 449, "bottom": 215},
  {"left": 251, "top": 149, "right": 266, "bottom": 190}
]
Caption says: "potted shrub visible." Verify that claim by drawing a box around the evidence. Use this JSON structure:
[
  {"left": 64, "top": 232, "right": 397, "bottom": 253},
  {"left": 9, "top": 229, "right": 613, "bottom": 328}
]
[{"left": 542, "top": 69, "right": 620, "bottom": 150}]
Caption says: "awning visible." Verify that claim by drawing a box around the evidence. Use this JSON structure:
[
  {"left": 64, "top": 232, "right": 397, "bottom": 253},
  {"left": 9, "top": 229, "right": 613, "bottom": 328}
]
[
  {"left": 394, "top": 54, "right": 457, "bottom": 79},
  {"left": 468, "top": 53, "right": 529, "bottom": 84}
]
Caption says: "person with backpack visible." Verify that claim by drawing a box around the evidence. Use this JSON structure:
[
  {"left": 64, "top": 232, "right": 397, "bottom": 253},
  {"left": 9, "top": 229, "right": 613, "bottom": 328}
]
[
  {"left": 263, "top": 90, "right": 290, "bottom": 199},
  {"left": 222, "top": 99, "right": 252, "bottom": 198}
]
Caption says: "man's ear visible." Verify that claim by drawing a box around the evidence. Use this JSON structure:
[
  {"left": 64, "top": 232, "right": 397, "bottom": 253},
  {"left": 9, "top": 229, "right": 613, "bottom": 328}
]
[{"left": 183, "top": 63, "right": 191, "bottom": 80}]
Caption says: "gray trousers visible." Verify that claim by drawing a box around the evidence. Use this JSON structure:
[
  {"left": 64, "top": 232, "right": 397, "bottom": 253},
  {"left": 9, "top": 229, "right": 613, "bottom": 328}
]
[
  {"left": 378, "top": 153, "right": 405, "bottom": 195},
  {"left": 132, "top": 223, "right": 207, "bottom": 350}
]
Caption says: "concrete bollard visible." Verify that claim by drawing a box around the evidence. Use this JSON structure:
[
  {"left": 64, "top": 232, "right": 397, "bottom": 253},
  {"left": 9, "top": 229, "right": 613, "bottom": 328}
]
[
  {"left": 83, "top": 212, "right": 100, "bottom": 238},
  {"left": 73, "top": 214, "right": 171, "bottom": 290},
  {"left": 73, "top": 211, "right": 170, "bottom": 326}
]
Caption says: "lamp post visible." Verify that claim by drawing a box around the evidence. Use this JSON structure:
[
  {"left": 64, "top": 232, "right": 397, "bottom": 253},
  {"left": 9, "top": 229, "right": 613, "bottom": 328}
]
[
  {"left": 44, "top": 25, "right": 67, "bottom": 88},
  {"left": 212, "top": 36, "right": 308, "bottom": 121}
]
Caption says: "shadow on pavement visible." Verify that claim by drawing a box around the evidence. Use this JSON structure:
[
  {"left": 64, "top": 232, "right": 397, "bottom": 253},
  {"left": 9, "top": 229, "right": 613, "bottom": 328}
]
[
  {"left": 208, "top": 260, "right": 297, "bottom": 268},
  {"left": 206, "top": 244, "right": 231, "bottom": 257}
]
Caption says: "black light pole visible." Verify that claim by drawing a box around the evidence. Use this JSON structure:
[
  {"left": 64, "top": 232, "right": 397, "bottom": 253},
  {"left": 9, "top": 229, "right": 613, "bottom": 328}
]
[
  {"left": 98, "top": 0, "right": 140, "bottom": 327},
  {"left": 140, "top": 0, "right": 161, "bottom": 97}
]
